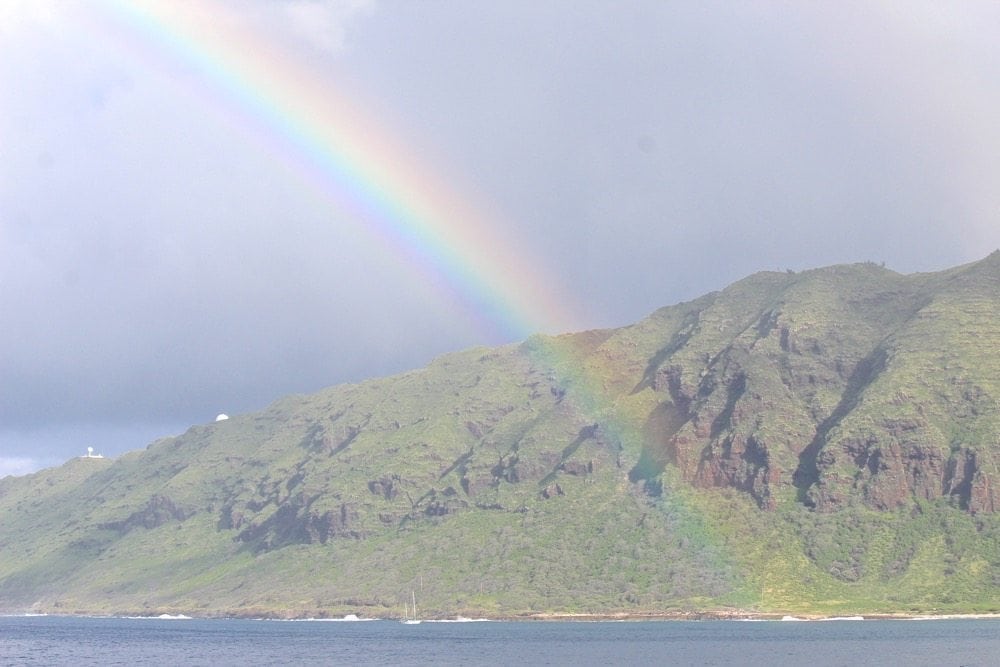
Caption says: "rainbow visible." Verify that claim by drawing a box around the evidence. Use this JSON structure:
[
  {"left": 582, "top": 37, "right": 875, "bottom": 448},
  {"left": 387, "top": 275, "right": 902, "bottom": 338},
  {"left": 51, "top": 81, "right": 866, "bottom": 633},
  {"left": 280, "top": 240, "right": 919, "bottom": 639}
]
[
  {"left": 88, "top": 0, "right": 629, "bottom": 460},
  {"left": 89, "top": 0, "right": 736, "bottom": 595},
  {"left": 93, "top": 0, "right": 584, "bottom": 342}
]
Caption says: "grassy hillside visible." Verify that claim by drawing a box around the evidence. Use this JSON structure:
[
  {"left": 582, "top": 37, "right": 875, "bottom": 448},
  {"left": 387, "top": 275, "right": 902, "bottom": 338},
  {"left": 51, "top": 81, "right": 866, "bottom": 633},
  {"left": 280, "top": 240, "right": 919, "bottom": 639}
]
[{"left": 1, "top": 254, "right": 998, "bottom": 617}]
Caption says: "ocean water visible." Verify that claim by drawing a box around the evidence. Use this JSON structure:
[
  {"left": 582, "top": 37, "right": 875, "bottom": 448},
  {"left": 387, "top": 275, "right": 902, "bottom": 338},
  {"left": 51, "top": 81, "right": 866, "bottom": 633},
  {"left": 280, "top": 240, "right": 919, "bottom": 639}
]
[{"left": 2, "top": 615, "right": 999, "bottom": 666}]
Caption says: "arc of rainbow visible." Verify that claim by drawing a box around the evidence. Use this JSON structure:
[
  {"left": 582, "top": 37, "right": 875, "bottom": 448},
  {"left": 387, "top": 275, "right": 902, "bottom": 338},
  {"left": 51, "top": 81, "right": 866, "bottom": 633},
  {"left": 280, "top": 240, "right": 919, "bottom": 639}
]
[
  {"left": 95, "top": 0, "right": 583, "bottom": 342},
  {"left": 92, "top": 0, "right": 737, "bottom": 597}
]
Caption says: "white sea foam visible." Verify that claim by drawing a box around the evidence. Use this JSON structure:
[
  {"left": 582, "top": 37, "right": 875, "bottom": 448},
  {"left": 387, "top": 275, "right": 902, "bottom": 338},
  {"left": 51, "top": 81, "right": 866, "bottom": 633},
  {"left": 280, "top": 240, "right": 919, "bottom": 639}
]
[
  {"left": 268, "top": 615, "right": 378, "bottom": 622},
  {"left": 909, "top": 614, "right": 1000, "bottom": 621}
]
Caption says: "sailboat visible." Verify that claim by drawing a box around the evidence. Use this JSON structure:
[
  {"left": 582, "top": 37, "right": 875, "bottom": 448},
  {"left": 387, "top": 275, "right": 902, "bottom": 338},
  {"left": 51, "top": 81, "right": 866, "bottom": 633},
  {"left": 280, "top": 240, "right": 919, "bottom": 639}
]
[{"left": 401, "top": 591, "right": 421, "bottom": 624}]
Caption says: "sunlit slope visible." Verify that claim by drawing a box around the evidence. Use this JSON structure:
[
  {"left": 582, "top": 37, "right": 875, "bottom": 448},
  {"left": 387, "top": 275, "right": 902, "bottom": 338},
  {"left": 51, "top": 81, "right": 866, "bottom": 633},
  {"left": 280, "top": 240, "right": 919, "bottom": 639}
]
[{"left": 1, "top": 253, "right": 998, "bottom": 616}]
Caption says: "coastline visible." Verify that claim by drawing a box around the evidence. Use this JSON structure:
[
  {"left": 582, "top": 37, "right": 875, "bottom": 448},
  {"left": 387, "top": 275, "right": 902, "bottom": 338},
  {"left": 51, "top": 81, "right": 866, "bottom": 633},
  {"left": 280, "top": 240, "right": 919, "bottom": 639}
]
[
  {"left": 7, "top": 607, "right": 1000, "bottom": 622},
  {"left": 515, "top": 611, "right": 1000, "bottom": 622}
]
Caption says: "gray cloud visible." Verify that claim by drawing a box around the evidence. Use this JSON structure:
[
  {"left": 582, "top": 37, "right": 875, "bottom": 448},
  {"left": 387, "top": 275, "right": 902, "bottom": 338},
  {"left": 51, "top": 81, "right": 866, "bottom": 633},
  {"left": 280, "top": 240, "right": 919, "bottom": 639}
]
[{"left": 2, "top": 1, "right": 998, "bottom": 473}]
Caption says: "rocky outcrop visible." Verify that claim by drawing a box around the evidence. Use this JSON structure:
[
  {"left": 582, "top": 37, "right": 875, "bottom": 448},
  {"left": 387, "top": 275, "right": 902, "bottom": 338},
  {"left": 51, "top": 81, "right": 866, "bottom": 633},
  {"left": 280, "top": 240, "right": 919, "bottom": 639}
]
[
  {"left": 368, "top": 475, "right": 400, "bottom": 500},
  {"left": 560, "top": 460, "right": 593, "bottom": 476},
  {"left": 413, "top": 487, "right": 468, "bottom": 518},
  {"left": 103, "top": 495, "right": 189, "bottom": 534},
  {"left": 694, "top": 434, "right": 781, "bottom": 510},
  {"left": 945, "top": 447, "right": 998, "bottom": 513},
  {"left": 643, "top": 358, "right": 785, "bottom": 509},
  {"left": 491, "top": 453, "right": 521, "bottom": 484},
  {"left": 540, "top": 483, "right": 564, "bottom": 499},
  {"left": 233, "top": 494, "right": 363, "bottom": 551},
  {"left": 800, "top": 418, "right": 1000, "bottom": 514}
]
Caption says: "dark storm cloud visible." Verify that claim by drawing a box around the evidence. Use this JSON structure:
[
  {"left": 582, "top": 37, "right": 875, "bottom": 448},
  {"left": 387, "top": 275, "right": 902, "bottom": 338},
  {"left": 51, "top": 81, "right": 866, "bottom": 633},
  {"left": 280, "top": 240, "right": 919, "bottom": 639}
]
[{"left": 2, "top": 1, "right": 998, "bottom": 475}]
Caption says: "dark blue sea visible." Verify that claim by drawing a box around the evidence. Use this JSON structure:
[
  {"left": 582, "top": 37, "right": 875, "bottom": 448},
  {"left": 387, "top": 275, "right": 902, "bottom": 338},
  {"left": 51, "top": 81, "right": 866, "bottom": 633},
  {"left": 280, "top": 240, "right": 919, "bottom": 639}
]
[{"left": 2, "top": 614, "right": 999, "bottom": 666}]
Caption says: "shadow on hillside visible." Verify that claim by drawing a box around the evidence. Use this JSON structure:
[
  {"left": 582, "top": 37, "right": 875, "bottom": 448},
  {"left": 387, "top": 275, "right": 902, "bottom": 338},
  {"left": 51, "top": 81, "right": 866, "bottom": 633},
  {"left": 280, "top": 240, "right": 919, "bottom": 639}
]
[
  {"left": 792, "top": 345, "right": 888, "bottom": 505},
  {"left": 628, "top": 402, "right": 688, "bottom": 491}
]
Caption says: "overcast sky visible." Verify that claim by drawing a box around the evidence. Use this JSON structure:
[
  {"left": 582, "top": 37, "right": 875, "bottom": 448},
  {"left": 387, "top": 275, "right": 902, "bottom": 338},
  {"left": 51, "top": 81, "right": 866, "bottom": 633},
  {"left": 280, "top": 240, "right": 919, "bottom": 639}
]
[{"left": 3, "top": 1, "right": 999, "bottom": 476}]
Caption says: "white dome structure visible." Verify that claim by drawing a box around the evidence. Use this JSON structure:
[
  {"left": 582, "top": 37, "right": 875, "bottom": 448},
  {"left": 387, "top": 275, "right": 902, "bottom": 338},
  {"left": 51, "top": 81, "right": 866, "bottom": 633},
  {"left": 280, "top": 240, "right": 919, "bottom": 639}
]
[{"left": 215, "top": 413, "right": 230, "bottom": 422}]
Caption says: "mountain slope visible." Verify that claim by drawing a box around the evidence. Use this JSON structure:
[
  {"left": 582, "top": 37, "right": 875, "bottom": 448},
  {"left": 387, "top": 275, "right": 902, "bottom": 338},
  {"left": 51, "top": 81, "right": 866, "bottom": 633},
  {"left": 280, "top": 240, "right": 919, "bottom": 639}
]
[{"left": 1, "top": 253, "right": 998, "bottom": 617}]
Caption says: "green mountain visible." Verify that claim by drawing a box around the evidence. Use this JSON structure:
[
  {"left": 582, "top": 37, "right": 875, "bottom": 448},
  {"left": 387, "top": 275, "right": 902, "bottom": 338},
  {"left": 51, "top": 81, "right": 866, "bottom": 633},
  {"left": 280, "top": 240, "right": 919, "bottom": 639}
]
[{"left": 2, "top": 253, "right": 999, "bottom": 618}]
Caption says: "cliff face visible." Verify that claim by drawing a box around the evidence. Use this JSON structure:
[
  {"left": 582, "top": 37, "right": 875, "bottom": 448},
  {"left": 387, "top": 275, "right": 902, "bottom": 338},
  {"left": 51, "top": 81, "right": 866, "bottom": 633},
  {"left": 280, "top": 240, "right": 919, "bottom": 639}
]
[
  {"left": 0, "top": 254, "right": 998, "bottom": 615},
  {"left": 636, "top": 254, "right": 1000, "bottom": 513}
]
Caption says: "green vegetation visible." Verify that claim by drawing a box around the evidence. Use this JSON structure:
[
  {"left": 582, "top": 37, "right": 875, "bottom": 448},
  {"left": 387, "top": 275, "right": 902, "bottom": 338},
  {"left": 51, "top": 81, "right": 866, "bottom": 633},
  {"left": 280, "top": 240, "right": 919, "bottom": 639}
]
[{"left": 1, "top": 253, "right": 998, "bottom": 617}]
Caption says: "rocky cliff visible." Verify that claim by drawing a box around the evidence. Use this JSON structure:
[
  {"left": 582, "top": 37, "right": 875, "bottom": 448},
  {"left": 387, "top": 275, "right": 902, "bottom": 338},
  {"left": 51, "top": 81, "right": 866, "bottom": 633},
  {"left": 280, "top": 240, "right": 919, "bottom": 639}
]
[{"left": 634, "top": 254, "right": 1000, "bottom": 514}]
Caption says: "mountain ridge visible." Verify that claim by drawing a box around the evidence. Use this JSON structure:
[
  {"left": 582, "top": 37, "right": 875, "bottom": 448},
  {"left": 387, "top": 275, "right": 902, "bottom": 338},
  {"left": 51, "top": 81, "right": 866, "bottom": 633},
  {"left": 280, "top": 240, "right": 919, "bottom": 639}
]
[{"left": 1, "top": 253, "right": 998, "bottom": 617}]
